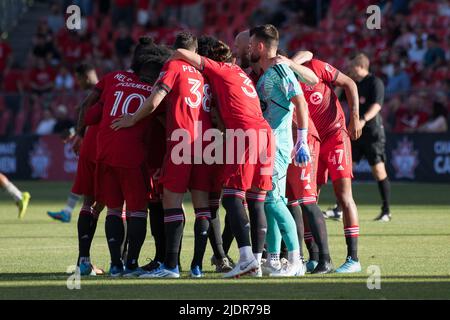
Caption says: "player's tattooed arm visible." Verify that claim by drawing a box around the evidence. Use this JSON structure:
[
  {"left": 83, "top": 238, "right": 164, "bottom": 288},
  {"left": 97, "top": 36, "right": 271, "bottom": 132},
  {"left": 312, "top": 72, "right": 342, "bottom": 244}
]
[
  {"left": 110, "top": 86, "right": 168, "bottom": 130},
  {"left": 171, "top": 49, "right": 202, "bottom": 70},
  {"left": 271, "top": 55, "right": 318, "bottom": 86},
  {"left": 333, "top": 71, "right": 361, "bottom": 140}
]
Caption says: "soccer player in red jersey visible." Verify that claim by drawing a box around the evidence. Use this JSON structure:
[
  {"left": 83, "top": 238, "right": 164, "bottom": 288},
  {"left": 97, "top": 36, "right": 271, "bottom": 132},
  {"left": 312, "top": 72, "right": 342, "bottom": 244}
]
[
  {"left": 96, "top": 53, "right": 169, "bottom": 277},
  {"left": 277, "top": 54, "right": 362, "bottom": 273},
  {"left": 68, "top": 37, "right": 159, "bottom": 276},
  {"left": 112, "top": 32, "right": 214, "bottom": 278},
  {"left": 169, "top": 37, "right": 276, "bottom": 279}
]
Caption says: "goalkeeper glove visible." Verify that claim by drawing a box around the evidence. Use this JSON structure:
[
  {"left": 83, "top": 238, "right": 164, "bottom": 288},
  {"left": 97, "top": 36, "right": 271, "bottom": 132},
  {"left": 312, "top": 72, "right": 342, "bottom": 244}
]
[{"left": 292, "top": 128, "right": 311, "bottom": 166}]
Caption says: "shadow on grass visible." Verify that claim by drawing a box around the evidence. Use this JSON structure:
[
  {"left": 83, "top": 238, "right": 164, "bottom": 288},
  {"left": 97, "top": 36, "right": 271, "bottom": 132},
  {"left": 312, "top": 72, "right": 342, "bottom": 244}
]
[{"left": 1, "top": 280, "right": 450, "bottom": 299}]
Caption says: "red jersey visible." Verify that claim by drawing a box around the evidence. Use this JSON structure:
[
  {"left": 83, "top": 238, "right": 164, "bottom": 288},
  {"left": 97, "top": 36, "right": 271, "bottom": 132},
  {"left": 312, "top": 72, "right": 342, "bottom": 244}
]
[
  {"left": 200, "top": 57, "right": 268, "bottom": 130},
  {"left": 155, "top": 59, "right": 212, "bottom": 142},
  {"left": 79, "top": 71, "right": 138, "bottom": 162},
  {"left": 301, "top": 59, "right": 347, "bottom": 141},
  {"left": 97, "top": 77, "right": 153, "bottom": 168}
]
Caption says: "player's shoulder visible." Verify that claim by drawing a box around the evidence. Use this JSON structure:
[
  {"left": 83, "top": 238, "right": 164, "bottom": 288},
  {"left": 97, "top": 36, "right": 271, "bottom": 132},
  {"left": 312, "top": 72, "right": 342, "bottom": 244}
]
[{"left": 367, "top": 74, "right": 384, "bottom": 86}]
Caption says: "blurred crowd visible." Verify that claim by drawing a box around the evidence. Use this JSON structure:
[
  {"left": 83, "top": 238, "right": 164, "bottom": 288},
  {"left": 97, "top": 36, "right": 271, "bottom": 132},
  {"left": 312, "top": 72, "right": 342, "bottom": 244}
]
[{"left": 0, "top": 0, "right": 449, "bottom": 136}]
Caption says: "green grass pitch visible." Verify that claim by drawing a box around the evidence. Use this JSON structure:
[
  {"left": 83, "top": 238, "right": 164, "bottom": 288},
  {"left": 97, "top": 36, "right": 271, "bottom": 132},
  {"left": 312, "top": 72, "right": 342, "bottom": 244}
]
[{"left": 0, "top": 181, "right": 449, "bottom": 300}]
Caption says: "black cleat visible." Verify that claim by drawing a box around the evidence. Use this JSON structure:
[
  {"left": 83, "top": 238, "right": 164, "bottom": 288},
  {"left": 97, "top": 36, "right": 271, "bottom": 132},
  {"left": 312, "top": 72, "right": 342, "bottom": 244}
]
[
  {"left": 141, "top": 259, "right": 161, "bottom": 272},
  {"left": 311, "top": 260, "right": 334, "bottom": 274}
]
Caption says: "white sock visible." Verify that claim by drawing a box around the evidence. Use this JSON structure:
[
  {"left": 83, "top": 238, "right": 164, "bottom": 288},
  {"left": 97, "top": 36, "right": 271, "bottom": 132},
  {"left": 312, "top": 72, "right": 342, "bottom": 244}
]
[
  {"left": 64, "top": 193, "right": 80, "bottom": 213},
  {"left": 4, "top": 181, "right": 22, "bottom": 202},
  {"left": 254, "top": 253, "right": 262, "bottom": 264},
  {"left": 239, "top": 246, "right": 254, "bottom": 262},
  {"left": 288, "top": 250, "right": 301, "bottom": 264}
]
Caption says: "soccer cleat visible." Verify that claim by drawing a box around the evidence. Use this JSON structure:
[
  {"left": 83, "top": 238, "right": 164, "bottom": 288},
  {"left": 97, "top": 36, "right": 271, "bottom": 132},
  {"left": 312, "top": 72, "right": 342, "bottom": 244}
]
[
  {"left": 109, "top": 264, "right": 124, "bottom": 277},
  {"left": 79, "top": 262, "right": 95, "bottom": 276},
  {"left": 223, "top": 259, "right": 259, "bottom": 279},
  {"left": 226, "top": 255, "right": 236, "bottom": 268},
  {"left": 190, "top": 265, "right": 203, "bottom": 278},
  {"left": 17, "top": 192, "right": 31, "bottom": 219},
  {"left": 311, "top": 260, "right": 334, "bottom": 274},
  {"left": 210, "top": 256, "right": 233, "bottom": 273},
  {"left": 270, "top": 260, "right": 306, "bottom": 277},
  {"left": 306, "top": 260, "right": 319, "bottom": 273},
  {"left": 141, "top": 259, "right": 162, "bottom": 272},
  {"left": 335, "top": 257, "right": 362, "bottom": 273},
  {"left": 123, "top": 267, "right": 146, "bottom": 278},
  {"left": 139, "top": 264, "right": 180, "bottom": 278},
  {"left": 323, "top": 204, "right": 343, "bottom": 220},
  {"left": 261, "top": 259, "right": 281, "bottom": 276},
  {"left": 374, "top": 212, "right": 392, "bottom": 222},
  {"left": 47, "top": 210, "right": 71, "bottom": 223}
]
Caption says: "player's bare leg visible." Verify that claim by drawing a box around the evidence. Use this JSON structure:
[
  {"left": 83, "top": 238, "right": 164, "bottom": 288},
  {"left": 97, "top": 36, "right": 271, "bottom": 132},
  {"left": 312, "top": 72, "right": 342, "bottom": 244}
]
[
  {"left": 0, "top": 173, "right": 30, "bottom": 219},
  {"left": 371, "top": 162, "right": 392, "bottom": 221},
  {"left": 332, "top": 178, "right": 361, "bottom": 273}
]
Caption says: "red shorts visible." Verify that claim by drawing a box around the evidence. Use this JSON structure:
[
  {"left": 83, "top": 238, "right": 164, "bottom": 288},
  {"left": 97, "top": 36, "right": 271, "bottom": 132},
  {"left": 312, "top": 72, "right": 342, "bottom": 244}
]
[
  {"left": 221, "top": 128, "right": 273, "bottom": 191},
  {"left": 159, "top": 143, "right": 213, "bottom": 193},
  {"left": 317, "top": 130, "right": 353, "bottom": 186},
  {"left": 95, "top": 162, "right": 148, "bottom": 211},
  {"left": 72, "top": 155, "right": 96, "bottom": 197},
  {"left": 286, "top": 134, "right": 320, "bottom": 205},
  {"left": 147, "top": 167, "right": 163, "bottom": 202}
]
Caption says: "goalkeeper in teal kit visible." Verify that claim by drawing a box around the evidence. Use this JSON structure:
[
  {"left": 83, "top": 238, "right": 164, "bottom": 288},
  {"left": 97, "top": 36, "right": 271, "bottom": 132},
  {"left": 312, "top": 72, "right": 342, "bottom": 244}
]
[{"left": 249, "top": 24, "right": 312, "bottom": 277}]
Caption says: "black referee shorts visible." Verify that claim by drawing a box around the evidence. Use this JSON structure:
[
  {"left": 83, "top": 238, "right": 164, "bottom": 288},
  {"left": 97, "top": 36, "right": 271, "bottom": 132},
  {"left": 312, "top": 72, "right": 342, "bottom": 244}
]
[{"left": 351, "top": 129, "right": 386, "bottom": 166}]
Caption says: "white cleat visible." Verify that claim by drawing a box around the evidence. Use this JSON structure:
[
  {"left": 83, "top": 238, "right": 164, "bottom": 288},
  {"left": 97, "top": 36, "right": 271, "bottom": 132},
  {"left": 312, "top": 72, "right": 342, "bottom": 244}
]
[
  {"left": 223, "top": 259, "right": 259, "bottom": 279},
  {"left": 270, "top": 260, "right": 306, "bottom": 277},
  {"left": 248, "top": 265, "right": 262, "bottom": 277},
  {"left": 261, "top": 259, "right": 281, "bottom": 276}
]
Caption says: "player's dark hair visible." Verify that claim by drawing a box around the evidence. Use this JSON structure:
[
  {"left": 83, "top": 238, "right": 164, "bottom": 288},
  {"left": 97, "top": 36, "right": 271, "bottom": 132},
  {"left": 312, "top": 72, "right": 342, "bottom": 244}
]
[
  {"left": 173, "top": 31, "right": 198, "bottom": 51},
  {"left": 75, "top": 63, "right": 95, "bottom": 76},
  {"left": 249, "top": 24, "right": 279, "bottom": 48},
  {"left": 131, "top": 37, "right": 173, "bottom": 73},
  {"left": 198, "top": 35, "right": 232, "bottom": 63}
]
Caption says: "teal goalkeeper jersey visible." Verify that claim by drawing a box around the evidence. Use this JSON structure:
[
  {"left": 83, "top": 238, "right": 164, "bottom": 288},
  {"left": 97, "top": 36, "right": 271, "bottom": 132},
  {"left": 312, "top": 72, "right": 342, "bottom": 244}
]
[{"left": 256, "top": 63, "right": 303, "bottom": 162}]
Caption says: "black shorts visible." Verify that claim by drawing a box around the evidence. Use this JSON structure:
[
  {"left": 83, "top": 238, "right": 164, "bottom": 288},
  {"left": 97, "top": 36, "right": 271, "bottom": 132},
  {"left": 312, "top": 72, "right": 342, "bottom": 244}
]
[{"left": 351, "top": 128, "right": 386, "bottom": 166}]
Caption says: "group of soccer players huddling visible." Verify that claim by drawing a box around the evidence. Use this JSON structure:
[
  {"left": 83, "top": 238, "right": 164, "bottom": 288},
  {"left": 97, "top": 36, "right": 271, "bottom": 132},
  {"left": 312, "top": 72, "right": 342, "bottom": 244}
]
[{"left": 72, "top": 23, "right": 364, "bottom": 279}]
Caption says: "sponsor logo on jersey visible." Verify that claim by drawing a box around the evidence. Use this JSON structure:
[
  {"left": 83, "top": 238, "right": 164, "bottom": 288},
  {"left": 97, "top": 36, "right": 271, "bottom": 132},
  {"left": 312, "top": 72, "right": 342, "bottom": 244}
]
[{"left": 310, "top": 92, "right": 323, "bottom": 105}]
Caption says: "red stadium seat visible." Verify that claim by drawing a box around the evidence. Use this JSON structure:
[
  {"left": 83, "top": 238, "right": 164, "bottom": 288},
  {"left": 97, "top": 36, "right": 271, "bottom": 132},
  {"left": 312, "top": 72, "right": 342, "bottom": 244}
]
[{"left": 0, "top": 109, "right": 12, "bottom": 136}]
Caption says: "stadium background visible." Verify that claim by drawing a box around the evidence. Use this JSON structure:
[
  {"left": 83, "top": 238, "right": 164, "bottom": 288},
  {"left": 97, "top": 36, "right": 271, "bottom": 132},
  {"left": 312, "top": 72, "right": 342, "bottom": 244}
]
[{"left": 0, "top": 0, "right": 449, "bottom": 183}]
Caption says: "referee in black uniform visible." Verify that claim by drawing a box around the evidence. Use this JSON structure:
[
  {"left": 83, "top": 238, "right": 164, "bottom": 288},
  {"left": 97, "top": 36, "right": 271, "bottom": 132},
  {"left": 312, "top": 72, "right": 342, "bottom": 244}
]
[{"left": 348, "top": 53, "right": 392, "bottom": 222}]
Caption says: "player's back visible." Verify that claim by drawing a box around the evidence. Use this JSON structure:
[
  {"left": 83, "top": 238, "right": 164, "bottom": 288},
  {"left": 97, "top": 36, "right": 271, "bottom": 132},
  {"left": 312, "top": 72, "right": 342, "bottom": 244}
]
[
  {"left": 301, "top": 59, "right": 346, "bottom": 140},
  {"left": 158, "top": 59, "right": 212, "bottom": 142},
  {"left": 97, "top": 77, "right": 153, "bottom": 168},
  {"left": 201, "top": 57, "right": 269, "bottom": 131}
]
